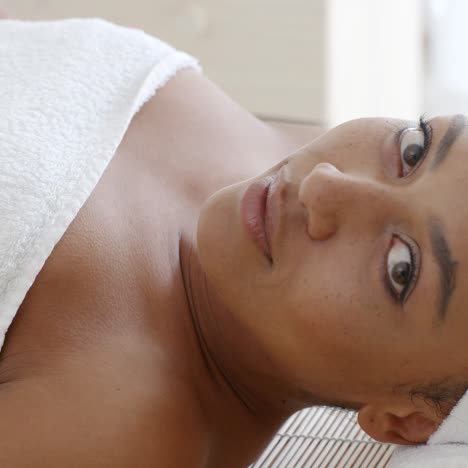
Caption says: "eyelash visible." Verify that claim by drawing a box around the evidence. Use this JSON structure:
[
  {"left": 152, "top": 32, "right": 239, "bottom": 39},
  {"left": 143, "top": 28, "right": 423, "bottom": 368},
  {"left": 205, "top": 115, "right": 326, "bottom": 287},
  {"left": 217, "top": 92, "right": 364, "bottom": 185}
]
[
  {"left": 418, "top": 115, "right": 432, "bottom": 154},
  {"left": 398, "top": 115, "right": 433, "bottom": 177}
]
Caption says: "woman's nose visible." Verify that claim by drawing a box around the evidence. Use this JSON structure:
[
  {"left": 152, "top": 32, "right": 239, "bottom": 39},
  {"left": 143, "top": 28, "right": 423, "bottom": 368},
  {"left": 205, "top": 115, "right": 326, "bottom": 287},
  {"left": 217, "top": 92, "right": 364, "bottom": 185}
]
[{"left": 298, "top": 162, "right": 397, "bottom": 240}]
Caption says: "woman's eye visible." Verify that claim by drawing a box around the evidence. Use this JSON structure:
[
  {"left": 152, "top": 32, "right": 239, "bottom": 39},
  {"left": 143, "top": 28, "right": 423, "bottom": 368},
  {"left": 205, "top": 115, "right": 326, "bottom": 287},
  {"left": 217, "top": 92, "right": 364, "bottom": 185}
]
[
  {"left": 387, "top": 237, "right": 415, "bottom": 302},
  {"left": 399, "top": 127, "right": 426, "bottom": 176}
]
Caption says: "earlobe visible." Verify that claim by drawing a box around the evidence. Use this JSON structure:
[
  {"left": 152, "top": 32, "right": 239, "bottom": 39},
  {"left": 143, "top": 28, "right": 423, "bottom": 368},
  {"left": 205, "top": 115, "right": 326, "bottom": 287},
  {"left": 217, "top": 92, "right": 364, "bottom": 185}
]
[{"left": 357, "top": 404, "right": 442, "bottom": 446}]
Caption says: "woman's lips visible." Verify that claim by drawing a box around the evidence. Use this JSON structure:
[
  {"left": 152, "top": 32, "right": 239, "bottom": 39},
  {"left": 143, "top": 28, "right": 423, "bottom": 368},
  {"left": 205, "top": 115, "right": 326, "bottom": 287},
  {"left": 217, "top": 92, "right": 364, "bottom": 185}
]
[
  {"left": 240, "top": 176, "right": 275, "bottom": 261},
  {"left": 264, "top": 173, "right": 281, "bottom": 259}
]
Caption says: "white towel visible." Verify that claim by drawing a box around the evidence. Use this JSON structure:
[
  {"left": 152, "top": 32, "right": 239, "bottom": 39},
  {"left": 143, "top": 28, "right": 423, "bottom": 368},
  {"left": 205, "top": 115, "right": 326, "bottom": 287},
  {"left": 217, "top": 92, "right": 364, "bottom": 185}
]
[
  {"left": 0, "top": 18, "right": 200, "bottom": 350},
  {"left": 388, "top": 391, "right": 468, "bottom": 466},
  {"left": 388, "top": 444, "right": 468, "bottom": 468}
]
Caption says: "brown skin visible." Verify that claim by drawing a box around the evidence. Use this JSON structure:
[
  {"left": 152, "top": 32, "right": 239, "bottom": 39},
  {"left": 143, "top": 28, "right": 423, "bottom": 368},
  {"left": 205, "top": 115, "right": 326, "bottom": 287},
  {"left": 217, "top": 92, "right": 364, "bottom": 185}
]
[{"left": 1, "top": 16, "right": 466, "bottom": 466}]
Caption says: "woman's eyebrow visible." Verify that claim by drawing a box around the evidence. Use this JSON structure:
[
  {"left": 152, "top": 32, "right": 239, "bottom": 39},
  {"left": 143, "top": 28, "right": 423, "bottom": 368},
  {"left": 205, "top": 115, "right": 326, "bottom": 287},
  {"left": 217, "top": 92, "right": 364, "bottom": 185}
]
[
  {"left": 430, "top": 114, "right": 466, "bottom": 170},
  {"left": 429, "top": 217, "right": 458, "bottom": 325},
  {"left": 426, "top": 115, "right": 464, "bottom": 324}
]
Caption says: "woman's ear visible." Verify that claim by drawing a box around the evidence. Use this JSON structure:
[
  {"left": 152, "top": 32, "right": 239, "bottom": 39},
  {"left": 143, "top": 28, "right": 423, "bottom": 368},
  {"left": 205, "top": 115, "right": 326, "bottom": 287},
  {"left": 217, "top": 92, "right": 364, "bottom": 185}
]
[{"left": 357, "top": 403, "right": 442, "bottom": 445}]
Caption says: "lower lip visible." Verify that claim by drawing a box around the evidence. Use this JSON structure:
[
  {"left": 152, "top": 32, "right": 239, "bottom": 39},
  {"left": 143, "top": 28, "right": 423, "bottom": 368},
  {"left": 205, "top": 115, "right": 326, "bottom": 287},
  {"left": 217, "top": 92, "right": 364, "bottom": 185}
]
[{"left": 240, "top": 177, "right": 273, "bottom": 261}]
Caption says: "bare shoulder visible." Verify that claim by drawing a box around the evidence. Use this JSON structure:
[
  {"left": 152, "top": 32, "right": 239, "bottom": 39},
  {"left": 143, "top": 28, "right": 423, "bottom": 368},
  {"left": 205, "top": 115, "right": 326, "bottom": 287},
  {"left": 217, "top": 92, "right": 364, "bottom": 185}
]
[
  {"left": 144, "top": 67, "right": 325, "bottom": 144},
  {"left": 138, "top": 67, "right": 326, "bottom": 160}
]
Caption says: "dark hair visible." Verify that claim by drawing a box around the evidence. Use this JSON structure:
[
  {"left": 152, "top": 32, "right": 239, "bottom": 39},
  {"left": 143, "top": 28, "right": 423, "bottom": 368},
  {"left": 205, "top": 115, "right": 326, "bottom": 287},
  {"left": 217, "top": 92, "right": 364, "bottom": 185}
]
[{"left": 403, "top": 380, "right": 468, "bottom": 419}]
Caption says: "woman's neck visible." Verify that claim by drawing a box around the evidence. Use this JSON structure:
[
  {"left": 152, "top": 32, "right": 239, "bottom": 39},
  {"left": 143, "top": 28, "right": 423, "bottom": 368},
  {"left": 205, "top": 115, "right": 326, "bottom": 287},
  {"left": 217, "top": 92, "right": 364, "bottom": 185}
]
[{"left": 175, "top": 219, "right": 298, "bottom": 465}]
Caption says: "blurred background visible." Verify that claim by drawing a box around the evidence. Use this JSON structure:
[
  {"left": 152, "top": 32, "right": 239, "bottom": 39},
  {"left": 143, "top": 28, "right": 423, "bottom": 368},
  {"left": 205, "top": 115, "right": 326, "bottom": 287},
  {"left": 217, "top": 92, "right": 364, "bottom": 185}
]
[{"left": 0, "top": 0, "right": 463, "bottom": 126}]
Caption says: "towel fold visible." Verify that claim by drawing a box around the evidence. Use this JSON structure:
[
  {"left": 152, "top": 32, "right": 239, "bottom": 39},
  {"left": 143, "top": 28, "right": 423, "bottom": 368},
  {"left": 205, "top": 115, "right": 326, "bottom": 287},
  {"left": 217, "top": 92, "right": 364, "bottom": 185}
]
[{"left": 0, "top": 18, "right": 199, "bottom": 351}]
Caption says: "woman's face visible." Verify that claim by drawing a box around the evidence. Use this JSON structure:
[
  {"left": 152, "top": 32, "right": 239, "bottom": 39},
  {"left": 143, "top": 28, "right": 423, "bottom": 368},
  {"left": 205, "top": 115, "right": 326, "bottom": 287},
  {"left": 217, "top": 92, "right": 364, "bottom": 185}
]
[{"left": 197, "top": 115, "right": 468, "bottom": 411}]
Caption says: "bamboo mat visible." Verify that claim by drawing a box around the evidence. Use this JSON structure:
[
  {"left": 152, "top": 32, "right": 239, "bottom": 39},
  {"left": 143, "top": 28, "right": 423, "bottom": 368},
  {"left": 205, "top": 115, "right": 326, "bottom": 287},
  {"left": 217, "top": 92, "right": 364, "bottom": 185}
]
[{"left": 250, "top": 407, "right": 395, "bottom": 467}]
